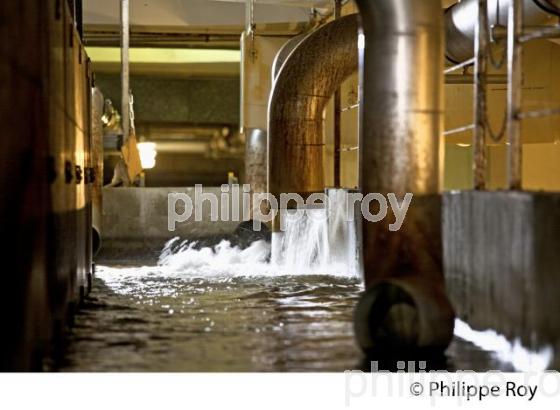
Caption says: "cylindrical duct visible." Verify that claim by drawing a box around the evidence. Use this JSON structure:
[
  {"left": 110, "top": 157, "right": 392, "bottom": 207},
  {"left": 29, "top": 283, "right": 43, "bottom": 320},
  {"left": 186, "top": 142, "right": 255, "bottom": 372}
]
[
  {"left": 358, "top": 0, "right": 443, "bottom": 196},
  {"left": 445, "top": 0, "right": 560, "bottom": 63},
  {"left": 355, "top": 0, "right": 454, "bottom": 353},
  {"left": 268, "top": 14, "right": 359, "bottom": 207},
  {"left": 91, "top": 87, "right": 104, "bottom": 256}
]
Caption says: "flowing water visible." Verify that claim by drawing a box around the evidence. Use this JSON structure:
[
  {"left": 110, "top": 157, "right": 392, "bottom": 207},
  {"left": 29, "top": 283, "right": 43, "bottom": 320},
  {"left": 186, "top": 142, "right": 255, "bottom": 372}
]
[
  {"left": 60, "top": 239, "right": 364, "bottom": 372},
  {"left": 59, "top": 201, "right": 551, "bottom": 372}
]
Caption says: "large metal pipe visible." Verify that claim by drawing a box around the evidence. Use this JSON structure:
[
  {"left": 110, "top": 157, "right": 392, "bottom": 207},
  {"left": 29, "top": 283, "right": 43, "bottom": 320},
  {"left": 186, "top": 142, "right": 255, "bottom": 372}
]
[
  {"left": 271, "top": 33, "right": 306, "bottom": 81},
  {"left": 357, "top": 0, "right": 444, "bottom": 196},
  {"left": 445, "top": 0, "right": 560, "bottom": 63},
  {"left": 268, "top": 13, "right": 359, "bottom": 217},
  {"left": 267, "top": 0, "right": 559, "bottom": 353},
  {"left": 354, "top": 0, "right": 454, "bottom": 354}
]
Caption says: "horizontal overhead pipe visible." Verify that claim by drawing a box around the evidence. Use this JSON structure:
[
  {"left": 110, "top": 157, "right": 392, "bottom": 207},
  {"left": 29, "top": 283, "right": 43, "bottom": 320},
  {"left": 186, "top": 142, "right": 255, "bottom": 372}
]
[
  {"left": 354, "top": 0, "right": 454, "bottom": 354},
  {"left": 445, "top": 0, "right": 560, "bottom": 64}
]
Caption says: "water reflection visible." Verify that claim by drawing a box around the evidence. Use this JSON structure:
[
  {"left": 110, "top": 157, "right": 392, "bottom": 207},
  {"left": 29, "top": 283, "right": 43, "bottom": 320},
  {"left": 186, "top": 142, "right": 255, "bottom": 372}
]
[
  {"left": 59, "top": 240, "right": 523, "bottom": 372},
  {"left": 60, "top": 268, "right": 363, "bottom": 371}
]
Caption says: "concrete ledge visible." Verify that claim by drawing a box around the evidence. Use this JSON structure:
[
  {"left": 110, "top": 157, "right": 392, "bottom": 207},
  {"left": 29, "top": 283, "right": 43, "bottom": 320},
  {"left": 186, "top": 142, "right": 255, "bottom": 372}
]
[
  {"left": 444, "top": 191, "right": 560, "bottom": 367},
  {"left": 98, "top": 187, "right": 245, "bottom": 263}
]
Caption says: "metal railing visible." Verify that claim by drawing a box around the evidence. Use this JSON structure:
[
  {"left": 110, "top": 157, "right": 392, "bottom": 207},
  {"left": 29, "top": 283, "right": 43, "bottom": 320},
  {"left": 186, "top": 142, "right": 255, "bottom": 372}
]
[{"left": 443, "top": 0, "right": 560, "bottom": 190}]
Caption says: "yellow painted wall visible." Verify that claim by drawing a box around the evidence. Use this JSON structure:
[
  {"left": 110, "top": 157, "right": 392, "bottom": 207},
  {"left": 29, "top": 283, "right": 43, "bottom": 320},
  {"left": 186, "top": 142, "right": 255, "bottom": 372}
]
[{"left": 444, "top": 39, "right": 560, "bottom": 192}]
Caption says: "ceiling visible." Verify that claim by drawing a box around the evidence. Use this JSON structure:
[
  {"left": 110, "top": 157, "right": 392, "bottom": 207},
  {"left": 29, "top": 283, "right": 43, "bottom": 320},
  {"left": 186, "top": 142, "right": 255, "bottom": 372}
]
[
  {"left": 83, "top": 0, "right": 325, "bottom": 29},
  {"left": 84, "top": 0, "right": 457, "bottom": 29}
]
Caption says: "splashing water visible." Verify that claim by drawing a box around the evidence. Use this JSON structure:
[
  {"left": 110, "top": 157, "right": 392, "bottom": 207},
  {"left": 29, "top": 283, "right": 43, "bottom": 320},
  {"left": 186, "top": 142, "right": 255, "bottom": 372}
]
[
  {"left": 82, "top": 188, "right": 555, "bottom": 372},
  {"left": 83, "top": 201, "right": 364, "bottom": 371},
  {"left": 152, "top": 191, "right": 363, "bottom": 279},
  {"left": 154, "top": 234, "right": 360, "bottom": 279},
  {"left": 454, "top": 319, "right": 553, "bottom": 371},
  {"left": 158, "top": 238, "right": 273, "bottom": 277},
  {"left": 270, "top": 190, "right": 362, "bottom": 277}
]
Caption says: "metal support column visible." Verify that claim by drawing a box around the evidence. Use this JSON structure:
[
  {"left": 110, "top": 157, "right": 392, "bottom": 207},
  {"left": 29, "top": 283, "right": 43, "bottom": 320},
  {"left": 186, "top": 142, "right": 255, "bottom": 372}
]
[
  {"left": 507, "top": 0, "right": 524, "bottom": 190},
  {"left": 333, "top": 0, "right": 342, "bottom": 188},
  {"left": 120, "top": 0, "right": 130, "bottom": 144},
  {"left": 473, "top": 0, "right": 489, "bottom": 190},
  {"left": 245, "top": 0, "right": 257, "bottom": 62}
]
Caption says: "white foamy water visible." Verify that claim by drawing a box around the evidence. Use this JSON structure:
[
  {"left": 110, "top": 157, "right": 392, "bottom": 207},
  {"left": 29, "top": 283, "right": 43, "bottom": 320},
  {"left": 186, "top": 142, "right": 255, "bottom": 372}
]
[
  {"left": 454, "top": 319, "right": 554, "bottom": 371},
  {"left": 96, "top": 237, "right": 362, "bottom": 287},
  {"left": 271, "top": 193, "right": 362, "bottom": 277},
  {"left": 146, "top": 195, "right": 362, "bottom": 279},
  {"left": 160, "top": 232, "right": 361, "bottom": 278}
]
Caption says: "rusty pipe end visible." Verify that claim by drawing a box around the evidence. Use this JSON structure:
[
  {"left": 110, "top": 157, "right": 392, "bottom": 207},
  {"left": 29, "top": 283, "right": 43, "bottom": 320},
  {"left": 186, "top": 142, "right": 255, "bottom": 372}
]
[{"left": 355, "top": 279, "right": 455, "bottom": 355}]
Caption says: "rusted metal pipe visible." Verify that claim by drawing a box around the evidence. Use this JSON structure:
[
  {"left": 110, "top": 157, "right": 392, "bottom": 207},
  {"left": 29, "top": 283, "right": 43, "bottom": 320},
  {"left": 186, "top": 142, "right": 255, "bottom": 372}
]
[
  {"left": 267, "top": 14, "right": 359, "bottom": 232},
  {"left": 507, "top": 0, "right": 524, "bottom": 190},
  {"left": 474, "top": 0, "right": 490, "bottom": 191},
  {"left": 271, "top": 34, "right": 306, "bottom": 82}
]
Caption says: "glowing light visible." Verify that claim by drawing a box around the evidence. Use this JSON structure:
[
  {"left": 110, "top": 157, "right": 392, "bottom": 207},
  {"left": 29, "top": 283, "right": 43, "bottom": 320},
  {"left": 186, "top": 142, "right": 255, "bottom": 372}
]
[
  {"left": 86, "top": 47, "right": 240, "bottom": 64},
  {"left": 358, "top": 33, "right": 365, "bottom": 50},
  {"left": 137, "top": 142, "right": 157, "bottom": 169}
]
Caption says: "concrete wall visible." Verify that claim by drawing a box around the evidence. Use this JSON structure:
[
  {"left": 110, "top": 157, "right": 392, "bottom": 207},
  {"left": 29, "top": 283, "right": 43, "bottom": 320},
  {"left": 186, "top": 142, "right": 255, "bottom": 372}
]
[
  {"left": 444, "top": 40, "right": 560, "bottom": 191},
  {"left": 0, "top": 0, "right": 93, "bottom": 370},
  {"left": 444, "top": 191, "right": 560, "bottom": 367},
  {"left": 95, "top": 73, "right": 240, "bottom": 125},
  {"left": 99, "top": 187, "right": 245, "bottom": 262}
]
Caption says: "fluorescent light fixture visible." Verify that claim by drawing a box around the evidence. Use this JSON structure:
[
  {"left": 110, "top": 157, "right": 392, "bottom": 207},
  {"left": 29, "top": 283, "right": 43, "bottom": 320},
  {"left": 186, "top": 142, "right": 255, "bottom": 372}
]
[{"left": 86, "top": 47, "right": 240, "bottom": 64}]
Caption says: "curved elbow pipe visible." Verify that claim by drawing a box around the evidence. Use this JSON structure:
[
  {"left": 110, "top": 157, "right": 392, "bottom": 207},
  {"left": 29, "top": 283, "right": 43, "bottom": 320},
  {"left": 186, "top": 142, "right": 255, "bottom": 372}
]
[
  {"left": 445, "top": 0, "right": 560, "bottom": 64},
  {"left": 267, "top": 14, "right": 359, "bottom": 204},
  {"left": 271, "top": 33, "right": 307, "bottom": 82}
]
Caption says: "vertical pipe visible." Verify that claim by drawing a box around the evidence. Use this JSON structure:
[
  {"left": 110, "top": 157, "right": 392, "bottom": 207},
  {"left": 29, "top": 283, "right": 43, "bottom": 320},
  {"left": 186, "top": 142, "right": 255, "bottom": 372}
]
[
  {"left": 507, "top": 0, "right": 524, "bottom": 190},
  {"left": 120, "top": 0, "right": 130, "bottom": 144},
  {"left": 333, "top": 0, "right": 342, "bottom": 188},
  {"left": 76, "top": 0, "right": 83, "bottom": 39},
  {"left": 474, "top": 0, "right": 489, "bottom": 190},
  {"left": 354, "top": 0, "right": 454, "bottom": 353}
]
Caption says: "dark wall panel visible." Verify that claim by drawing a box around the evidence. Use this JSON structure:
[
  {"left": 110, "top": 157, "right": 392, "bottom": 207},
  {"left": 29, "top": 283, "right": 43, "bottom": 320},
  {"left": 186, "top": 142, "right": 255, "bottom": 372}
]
[{"left": 95, "top": 74, "right": 240, "bottom": 125}]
